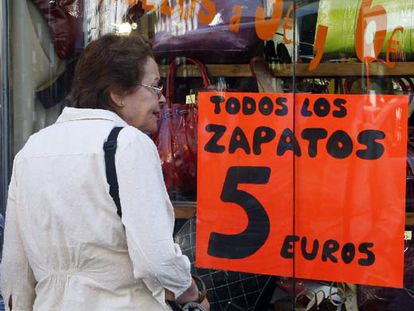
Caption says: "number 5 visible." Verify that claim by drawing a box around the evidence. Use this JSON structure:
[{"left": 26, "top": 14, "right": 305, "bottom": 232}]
[{"left": 208, "top": 166, "right": 271, "bottom": 259}]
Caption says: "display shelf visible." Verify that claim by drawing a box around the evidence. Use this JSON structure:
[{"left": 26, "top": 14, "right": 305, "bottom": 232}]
[
  {"left": 160, "top": 62, "right": 414, "bottom": 78},
  {"left": 275, "top": 62, "right": 414, "bottom": 77},
  {"left": 159, "top": 64, "right": 252, "bottom": 78},
  {"left": 173, "top": 201, "right": 196, "bottom": 219}
]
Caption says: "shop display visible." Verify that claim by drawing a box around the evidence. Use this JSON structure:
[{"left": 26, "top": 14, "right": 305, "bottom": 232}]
[
  {"left": 272, "top": 280, "right": 357, "bottom": 311},
  {"left": 175, "top": 216, "right": 276, "bottom": 311},
  {"left": 3, "top": 0, "right": 414, "bottom": 310},
  {"left": 357, "top": 226, "right": 414, "bottom": 310}
]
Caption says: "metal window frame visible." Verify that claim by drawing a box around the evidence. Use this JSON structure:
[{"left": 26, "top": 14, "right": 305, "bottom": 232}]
[{"left": 0, "top": 0, "right": 11, "bottom": 218}]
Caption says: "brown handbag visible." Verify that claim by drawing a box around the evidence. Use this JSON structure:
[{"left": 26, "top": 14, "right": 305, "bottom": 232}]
[{"left": 151, "top": 0, "right": 264, "bottom": 63}]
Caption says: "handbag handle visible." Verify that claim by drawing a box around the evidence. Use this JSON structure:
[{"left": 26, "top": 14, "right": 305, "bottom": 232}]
[
  {"left": 250, "top": 56, "right": 283, "bottom": 93},
  {"left": 166, "top": 57, "right": 211, "bottom": 106}
]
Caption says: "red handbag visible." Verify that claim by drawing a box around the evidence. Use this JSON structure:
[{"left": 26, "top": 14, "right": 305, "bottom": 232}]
[
  {"left": 30, "top": 0, "right": 84, "bottom": 59},
  {"left": 155, "top": 57, "right": 211, "bottom": 199}
]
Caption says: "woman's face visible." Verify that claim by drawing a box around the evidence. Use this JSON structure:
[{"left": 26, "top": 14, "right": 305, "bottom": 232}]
[{"left": 113, "top": 57, "right": 165, "bottom": 134}]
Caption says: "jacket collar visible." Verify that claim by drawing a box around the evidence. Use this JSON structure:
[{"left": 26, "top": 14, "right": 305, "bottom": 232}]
[{"left": 56, "top": 107, "right": 128, "bottom": 127}]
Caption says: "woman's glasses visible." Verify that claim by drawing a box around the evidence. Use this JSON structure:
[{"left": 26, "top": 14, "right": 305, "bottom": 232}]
[{"left": 140, "top": 82, "right": 164, "bottom": 99}]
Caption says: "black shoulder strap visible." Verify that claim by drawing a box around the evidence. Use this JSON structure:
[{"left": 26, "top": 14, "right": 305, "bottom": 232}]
[
  {"left": 103, "top": 127, "right": 123, "bottom": 218},
  {"left": 104, "top": 127, "right": 183, "bottom": 311}
]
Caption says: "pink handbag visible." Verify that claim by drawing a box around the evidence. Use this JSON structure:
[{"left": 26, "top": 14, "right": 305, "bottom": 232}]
[{"left": 155, "top": 58, "right": 211, "bottom": 199}]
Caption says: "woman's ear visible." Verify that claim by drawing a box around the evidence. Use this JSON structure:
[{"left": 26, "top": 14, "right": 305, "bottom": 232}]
[{"left": 110, "top": 91, "right": 124, "bottom": 108}]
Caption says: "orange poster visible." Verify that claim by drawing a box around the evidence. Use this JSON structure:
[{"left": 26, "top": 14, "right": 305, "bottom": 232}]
[{"left": 196, "top": 92, "right": 408, "bottom": 288}]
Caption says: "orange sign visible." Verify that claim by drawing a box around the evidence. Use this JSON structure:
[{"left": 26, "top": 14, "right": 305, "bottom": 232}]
[{"left": 196, "top": 92, "right": 408, "bottom": 287}]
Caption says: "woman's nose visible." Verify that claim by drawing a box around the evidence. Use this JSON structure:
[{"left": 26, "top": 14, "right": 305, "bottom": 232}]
[{"left": 159, "top": 94, "right": 166, "bottom": 108}]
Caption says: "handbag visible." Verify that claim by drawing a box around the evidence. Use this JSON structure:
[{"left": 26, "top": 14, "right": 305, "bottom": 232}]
[
  {"left": 155, "top": 57, "right": 211, "bottom": 200},
  {"left": 103, "top": 127, "right": 207, "bottom": 311},
  {"left": 152, "top": 0, "right": 264, "bottom": 63},
  {"left": 30, "top": 0, "right": 84, "bottom": 59}
]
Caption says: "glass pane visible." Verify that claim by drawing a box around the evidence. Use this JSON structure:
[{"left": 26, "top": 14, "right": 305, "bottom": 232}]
[
  {"left": 7, "top": 1, "right": 296, "bottom": 310},
  {"left": 151, "top": 1, "right": 295, "bottom": 310},
  {"left": 0, "top": 0, "right": 9, "bottom": 234},
  {"left": 8, "top": 1, "right": 413, "bottom": 310},
  {"left": 0, "top": 4, "right": 9, "bottom": 311},
  {"left": 292, "top": 0, "right": 414, "bottom": 310}
]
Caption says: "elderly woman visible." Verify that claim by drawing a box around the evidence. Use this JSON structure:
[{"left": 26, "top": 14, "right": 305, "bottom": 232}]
[{"left": 0, "top": 33, "right": 208, "bottom": 310}]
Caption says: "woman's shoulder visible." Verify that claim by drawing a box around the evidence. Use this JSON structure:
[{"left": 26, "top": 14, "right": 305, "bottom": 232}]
[
  {"left": 118, "top": 125, "right": 157, "bottom": 152},
  {"left": 14, "top": 123, "right": 57, "bottom": 158}
]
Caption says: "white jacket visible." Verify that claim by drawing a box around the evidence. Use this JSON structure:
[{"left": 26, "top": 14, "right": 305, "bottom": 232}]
[{"left": 0, "top": 107, "right": 192, "bottom": 310}]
